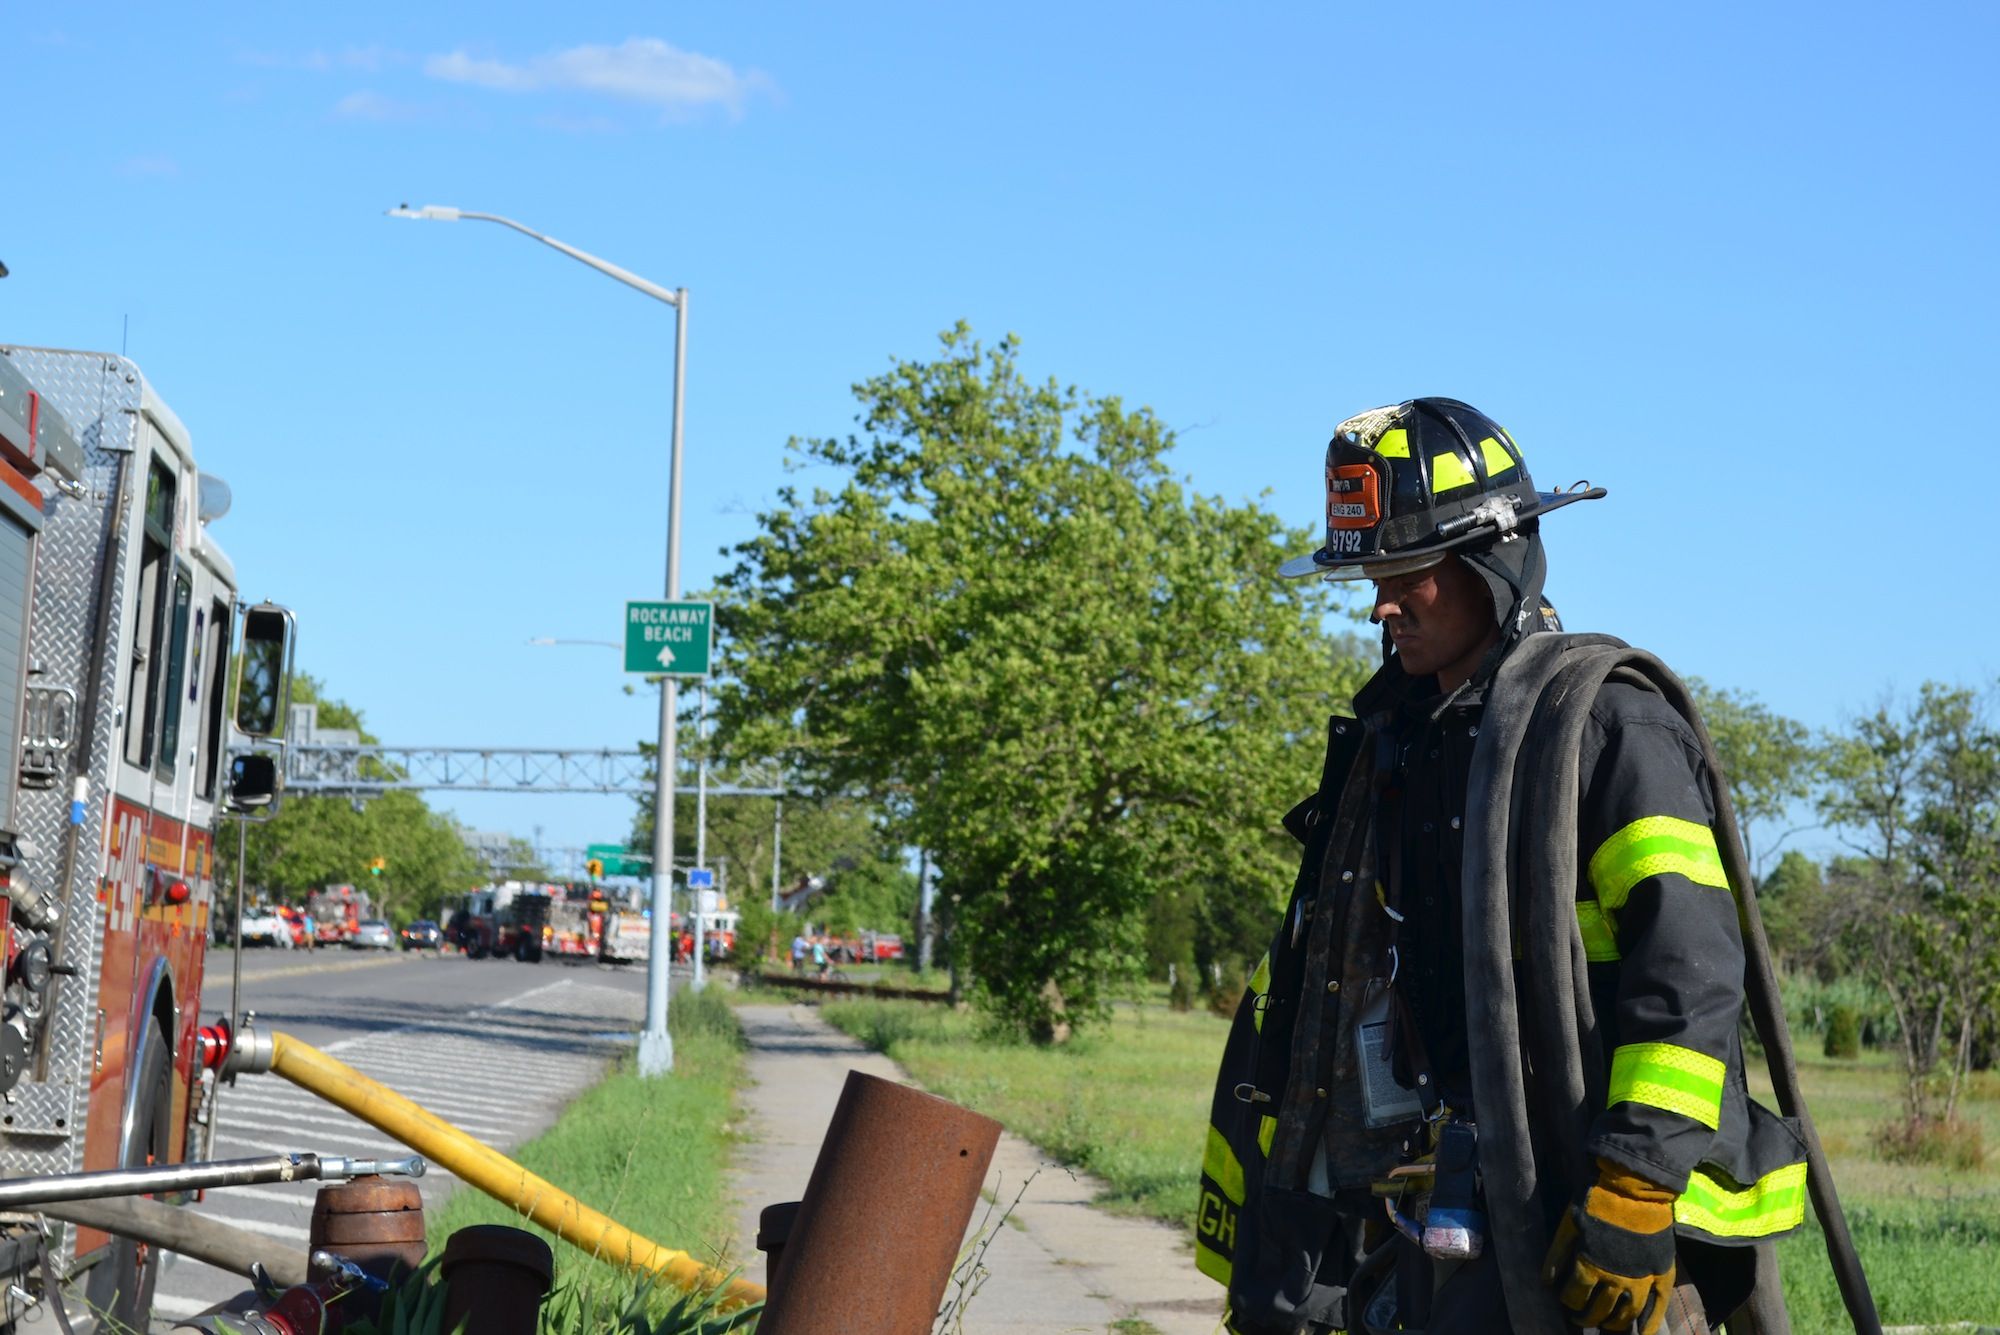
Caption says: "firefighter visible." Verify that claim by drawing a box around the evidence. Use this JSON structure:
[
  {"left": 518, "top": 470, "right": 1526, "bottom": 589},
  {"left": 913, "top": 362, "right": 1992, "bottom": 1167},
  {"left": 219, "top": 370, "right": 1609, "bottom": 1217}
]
[{"left": 1196, "top": 399, "right": 1805, "bottom": 1335}]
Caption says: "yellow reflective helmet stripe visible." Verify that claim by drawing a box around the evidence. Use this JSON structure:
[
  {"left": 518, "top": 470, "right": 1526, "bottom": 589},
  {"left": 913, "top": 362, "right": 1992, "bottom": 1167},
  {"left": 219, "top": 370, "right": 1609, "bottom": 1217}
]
[
  {"left": 1576, "top": 899, "right": 1622, "bottom": 962},
  {"left": 1431, "top": 451, "right": 1476, "bottom": 492},
  {"left": 1204, "top": 1125, "right": 1247, "bottom": 1206},
  {"left": 1589, "top": 815, "right": 1729, "bottom": 911},
  {"left": 1608, "top": 1042, "right": 1726, "bottom": 1129},
  {"left": 1675, "top": 1161, "right": 1809, "bottom": 1239},
  {"left": 1477, "top": 436, "right": 1516, "bottom": 479},
  {"left": 1375, "top": 428, "right": 1410, "bottom": 458}
]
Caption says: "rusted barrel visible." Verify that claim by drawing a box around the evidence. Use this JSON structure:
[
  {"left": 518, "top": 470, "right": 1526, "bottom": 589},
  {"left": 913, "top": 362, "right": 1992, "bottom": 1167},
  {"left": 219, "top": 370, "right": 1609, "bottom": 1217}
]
[
  {"left": 441, "top": 1224, "right": 555, "bottom": 1335},
  {"left": 308, "top": 1173, "right": 425, "bottom": 1324},
  {"left": 309, "top": 1174, "right": 426, "bottom": 1279},
  {"left": 757, "top": 1070, "right": 1002, "bottom": 1335}
]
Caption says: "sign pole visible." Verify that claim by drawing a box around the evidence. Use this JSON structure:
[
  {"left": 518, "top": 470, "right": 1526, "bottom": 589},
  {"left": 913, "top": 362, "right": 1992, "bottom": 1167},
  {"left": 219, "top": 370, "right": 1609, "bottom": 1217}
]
[
  {"left": 692, "top": 682, "right": 708, "bottom": 991},
  {"left": 638, "top": 286, "right": 689, "bottom": 1079}
]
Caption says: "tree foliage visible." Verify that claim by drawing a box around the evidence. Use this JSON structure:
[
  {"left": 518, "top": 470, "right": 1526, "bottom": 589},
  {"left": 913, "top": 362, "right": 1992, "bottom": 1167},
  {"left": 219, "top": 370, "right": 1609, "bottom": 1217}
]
[
  {"left": 1687, "top": 677, "right": 1818, "bottom": 875},
  {"left": 711, "top": 325, "right": 1363, "bottom": 1037},
  {"left": 1818, "top": 682, "right": 2000, "bottom": 1124},
  {"left": 222, "top": 675, "right": 482, "bottom": 926}
]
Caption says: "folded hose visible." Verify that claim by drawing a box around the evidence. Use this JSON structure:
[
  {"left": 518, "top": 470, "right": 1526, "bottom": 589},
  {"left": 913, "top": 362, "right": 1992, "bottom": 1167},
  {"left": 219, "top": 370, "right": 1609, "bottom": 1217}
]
[{"left": 1462, "top": 634, "right": 1880, "bottom": 1335}]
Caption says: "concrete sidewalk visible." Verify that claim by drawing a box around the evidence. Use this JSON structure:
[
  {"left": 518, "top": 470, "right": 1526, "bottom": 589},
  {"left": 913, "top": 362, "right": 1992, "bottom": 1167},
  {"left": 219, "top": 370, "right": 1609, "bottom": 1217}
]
[{"left": 729, "top": 1003, "right": 1224, "bottom": 1334}]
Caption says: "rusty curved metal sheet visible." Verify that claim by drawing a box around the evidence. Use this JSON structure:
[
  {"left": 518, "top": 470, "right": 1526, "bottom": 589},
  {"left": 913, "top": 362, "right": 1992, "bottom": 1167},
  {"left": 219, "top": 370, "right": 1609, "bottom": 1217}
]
[{"left": 758, "top": 1070, "right": 1001, "bottom": 1335}]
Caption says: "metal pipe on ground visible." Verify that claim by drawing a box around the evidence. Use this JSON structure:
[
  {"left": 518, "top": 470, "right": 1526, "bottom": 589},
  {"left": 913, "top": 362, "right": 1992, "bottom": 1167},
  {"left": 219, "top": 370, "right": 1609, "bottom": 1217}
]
[
  {"left": 37, "top": 1195, "right": 309, "bottom": 1287},
  {"left": 757, "top": 1070, "right": 1001, "bottom": 1335},
  {"left": 0, "top": 1153, "right": 421, "bottom": 1209},
  {"left": 241, "top": 1029, "right": 764, "bottom": 1308}
]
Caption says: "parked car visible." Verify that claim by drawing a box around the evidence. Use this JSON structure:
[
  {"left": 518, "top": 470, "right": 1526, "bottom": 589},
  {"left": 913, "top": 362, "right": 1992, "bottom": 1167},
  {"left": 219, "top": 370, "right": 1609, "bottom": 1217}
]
[
  {"left": 349, "top": 919, "right": 395, "bottom": 950},
  {"left": 399, "top": 920, "right": 443, "bottom": 951},
  {"left": 238, "top": 906, "right": 294, "bottom": 949}
]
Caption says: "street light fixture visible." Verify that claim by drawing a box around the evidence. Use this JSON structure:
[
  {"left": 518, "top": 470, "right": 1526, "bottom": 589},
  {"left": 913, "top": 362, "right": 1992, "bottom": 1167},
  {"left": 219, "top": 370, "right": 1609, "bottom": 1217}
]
[
  {"left": 393, "top": 203, "right": 689, "bottom": 1078},
  {"left": 526, "top": 637, "right": 622, "bottom": 650}
]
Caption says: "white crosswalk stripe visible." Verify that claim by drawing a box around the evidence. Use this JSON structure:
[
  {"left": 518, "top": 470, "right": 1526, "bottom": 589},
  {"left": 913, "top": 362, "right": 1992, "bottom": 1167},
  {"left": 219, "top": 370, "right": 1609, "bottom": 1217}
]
[{"left": 150, "top": 976, "right": 641, "bottom": 1326}]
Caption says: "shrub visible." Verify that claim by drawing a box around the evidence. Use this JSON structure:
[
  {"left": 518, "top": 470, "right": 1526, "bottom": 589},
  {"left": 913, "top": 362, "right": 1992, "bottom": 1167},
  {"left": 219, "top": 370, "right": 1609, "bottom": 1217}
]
[
  {"left": 1871, "top": 1115, "right": 1986, "bottom": 1171},
  {"left": 1208, "top": 958, "right": 1246, "bottom": 1019},
  {"left": 1823, "top": 1005, "right": 1861, "bottom": 1059},
  {"left": 1168, "top": 953, "right": 1196, "bottom": 1013}
]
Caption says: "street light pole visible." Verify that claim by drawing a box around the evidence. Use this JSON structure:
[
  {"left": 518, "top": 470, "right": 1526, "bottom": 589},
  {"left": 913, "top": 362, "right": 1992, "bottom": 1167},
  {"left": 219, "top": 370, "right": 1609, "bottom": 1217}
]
[{"left": 389, "top": 204, "right": 688, "bottom": 1077}]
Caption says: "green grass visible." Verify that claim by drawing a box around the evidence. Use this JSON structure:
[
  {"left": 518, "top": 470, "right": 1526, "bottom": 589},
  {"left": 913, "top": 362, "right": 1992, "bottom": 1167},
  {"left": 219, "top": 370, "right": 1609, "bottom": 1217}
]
[
  {"left": 818, "top": 998, "right": 1218, "bottom": 1224},
  {"left": 426, "top": 986, "right": 752, "bottom": 1315},
  {"left": 822, "top": 996, "right": 2000, "bottom": 1328}
]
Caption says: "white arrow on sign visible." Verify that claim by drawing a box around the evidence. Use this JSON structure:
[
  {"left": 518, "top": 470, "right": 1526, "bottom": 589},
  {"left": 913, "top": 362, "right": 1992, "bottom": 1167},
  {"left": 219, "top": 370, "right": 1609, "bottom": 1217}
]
[{"left": 656, "top": 644, "right": 677, "bottom": 669}]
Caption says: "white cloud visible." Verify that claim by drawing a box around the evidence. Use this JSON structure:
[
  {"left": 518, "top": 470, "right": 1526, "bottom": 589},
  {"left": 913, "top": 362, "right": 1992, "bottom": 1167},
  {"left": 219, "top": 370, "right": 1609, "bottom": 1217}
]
[
  {"left": 424, "top": 37, "right": 771, "bottom": 118},
  {"left": 332, "top": 90, "right": 438, "bottom": 123}
]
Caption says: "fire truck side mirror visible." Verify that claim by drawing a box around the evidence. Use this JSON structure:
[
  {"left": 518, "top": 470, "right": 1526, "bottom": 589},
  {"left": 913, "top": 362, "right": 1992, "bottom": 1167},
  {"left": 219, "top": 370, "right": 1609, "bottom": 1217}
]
[
  {"left": 234, "top": 603, "right": 296, "bottom": 739},
  {"left": 228, "top": 753, "right": 281, "bottom": 810}
]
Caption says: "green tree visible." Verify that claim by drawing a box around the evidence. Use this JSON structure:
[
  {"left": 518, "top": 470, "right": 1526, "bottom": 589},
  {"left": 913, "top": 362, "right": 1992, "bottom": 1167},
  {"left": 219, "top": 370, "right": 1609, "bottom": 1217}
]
[
  {"left": 223, "top": 675, "right": 482, "bottom": 926},
  {"left": 1819, "top": 683, "right": 2000, "bottom": 1125},
  {"left": 628, "top": 779, "right": 900, "bottom": 916},
  {"left": 711, "top": 325, "right": 1360, "bottom": 1038},
  {"left": 1687, "top": 677, "right": 1818, "bottom": 875}
]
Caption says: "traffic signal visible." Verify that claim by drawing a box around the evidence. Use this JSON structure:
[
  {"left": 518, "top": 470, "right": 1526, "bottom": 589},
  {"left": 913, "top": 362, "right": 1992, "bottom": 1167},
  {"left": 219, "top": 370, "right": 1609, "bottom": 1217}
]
[
  {"left": 586, "top": 858, "right": 604, "bottom": 879},
  {"left": 369, "top": 857, "right": 387, "bottom": 877}
]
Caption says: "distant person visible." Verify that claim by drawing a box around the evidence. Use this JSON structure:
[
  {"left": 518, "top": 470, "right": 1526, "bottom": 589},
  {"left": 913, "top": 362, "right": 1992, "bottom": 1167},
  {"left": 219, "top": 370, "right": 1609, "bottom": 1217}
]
[
  {"left": 790, "top": 932, "right": 809, "bottom": 973},
  {"left": 811, "top": 938, "right": 829, "bottom": 979}
]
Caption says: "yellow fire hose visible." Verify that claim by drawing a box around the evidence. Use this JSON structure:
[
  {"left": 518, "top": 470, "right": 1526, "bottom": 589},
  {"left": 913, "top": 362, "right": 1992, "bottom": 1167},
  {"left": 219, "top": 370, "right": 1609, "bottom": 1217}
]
[{"left": 260, "top": 1030, "right": 765, "bottom": 1308}]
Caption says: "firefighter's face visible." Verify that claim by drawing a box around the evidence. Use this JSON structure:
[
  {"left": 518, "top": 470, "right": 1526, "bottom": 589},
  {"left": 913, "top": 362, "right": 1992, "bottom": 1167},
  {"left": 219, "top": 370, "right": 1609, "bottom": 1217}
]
[{"left": 1371, "top": 557, "right": 1498, "bottom": 688}]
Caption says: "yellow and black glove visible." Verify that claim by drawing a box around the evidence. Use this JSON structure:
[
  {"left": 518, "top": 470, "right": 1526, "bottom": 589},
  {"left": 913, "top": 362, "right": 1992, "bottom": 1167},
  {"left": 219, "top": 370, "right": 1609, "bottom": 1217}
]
[{"left": 1541, "top": 1157, "right": 1678, "bottom": 1335}]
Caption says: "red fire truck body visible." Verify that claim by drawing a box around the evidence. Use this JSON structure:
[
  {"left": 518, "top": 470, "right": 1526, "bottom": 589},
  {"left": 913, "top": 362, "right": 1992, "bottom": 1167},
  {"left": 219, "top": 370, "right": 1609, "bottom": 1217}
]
[{"left": 0, "top": 346, "right": 292, "bottom": 1324}]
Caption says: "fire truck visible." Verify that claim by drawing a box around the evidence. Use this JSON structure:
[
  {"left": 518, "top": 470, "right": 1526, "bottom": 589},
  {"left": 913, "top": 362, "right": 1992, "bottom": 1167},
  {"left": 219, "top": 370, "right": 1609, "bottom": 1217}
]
[
  {"left": 306, "top": 883, "right": 373, "bottom": 946},
  {"left": 0, "top": 346, "right": 294, "bottom": 1329},
  {"left": 446, "top": 882, "right": 552, "bottom": 962}
]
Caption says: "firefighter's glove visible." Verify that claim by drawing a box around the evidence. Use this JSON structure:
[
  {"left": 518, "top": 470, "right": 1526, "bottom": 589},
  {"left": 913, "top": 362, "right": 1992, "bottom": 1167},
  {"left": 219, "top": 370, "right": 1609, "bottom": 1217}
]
[{"left": 1541, "top": 1157, "right": 1677, "bottom": 1335}]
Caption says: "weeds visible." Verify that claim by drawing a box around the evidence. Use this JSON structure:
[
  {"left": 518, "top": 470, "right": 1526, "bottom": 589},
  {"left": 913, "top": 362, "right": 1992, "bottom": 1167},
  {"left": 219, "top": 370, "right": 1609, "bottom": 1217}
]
[
  {"left": 1871, "top": 1114, "right": 1986, "bottom": 1170},
  {"left": 934, "top": 1171, "right": 1034, "bottom": 1335}
]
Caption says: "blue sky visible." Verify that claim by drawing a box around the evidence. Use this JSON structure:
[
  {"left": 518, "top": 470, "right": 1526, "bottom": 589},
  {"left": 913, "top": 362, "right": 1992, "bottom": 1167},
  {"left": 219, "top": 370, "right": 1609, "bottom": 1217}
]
[{"left": 7, "top": 3, "right": 1996, "bottom": 866}]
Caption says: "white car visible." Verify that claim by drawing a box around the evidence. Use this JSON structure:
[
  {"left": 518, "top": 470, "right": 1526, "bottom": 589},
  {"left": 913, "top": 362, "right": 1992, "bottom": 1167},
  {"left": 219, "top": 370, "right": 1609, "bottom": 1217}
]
[{"left": 239, "top": 906, "right": 294, "bottom": 948}]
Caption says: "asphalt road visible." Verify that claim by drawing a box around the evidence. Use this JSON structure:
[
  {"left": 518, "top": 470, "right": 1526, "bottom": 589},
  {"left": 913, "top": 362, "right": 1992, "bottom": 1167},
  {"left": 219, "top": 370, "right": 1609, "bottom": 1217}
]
[{"left": 133, "top": 946, "right": 663, "bottom": 1327}]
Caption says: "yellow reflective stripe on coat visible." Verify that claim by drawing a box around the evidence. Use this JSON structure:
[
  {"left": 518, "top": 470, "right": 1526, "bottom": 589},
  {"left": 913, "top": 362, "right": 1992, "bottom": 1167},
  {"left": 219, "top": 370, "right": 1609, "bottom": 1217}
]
[
  {"left": 1248, "top": 953, "right": 1271, "bottom": 1033},
  {"left": 1589, "top": 815, "right": 1729, "bottom": 911},
  {"left": 1575, "top": 899, "right": 1621, "bottom": 962},
  {"left": 1204, "top": 1125, "right": 1247, "bottom": 1205},
  {"left": 1432, "top": 451, "right": 1476, "bottom": 492},
  {"left": 1375, "top": 427, "right": 1410, "bottom": 458},
  {"left": 1258, "top": 1115, "right": 1276, "bottom": 1158},
  {"left": 1195, "top": 1241, "right": 1232, "bottom": 1286},
  {"left": 1675, "top": 1161, "right": 1808, "bottom": 1238},
  {"left": 1608, "top": 1042, "right": 1725, "bottom": 1129}
]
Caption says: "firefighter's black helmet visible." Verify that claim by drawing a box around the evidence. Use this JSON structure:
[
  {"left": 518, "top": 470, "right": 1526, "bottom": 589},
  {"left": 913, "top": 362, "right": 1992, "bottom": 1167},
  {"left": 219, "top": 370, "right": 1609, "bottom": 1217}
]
[{"left": 1278, "top": 397, "right": 1606, "bottom": 582}]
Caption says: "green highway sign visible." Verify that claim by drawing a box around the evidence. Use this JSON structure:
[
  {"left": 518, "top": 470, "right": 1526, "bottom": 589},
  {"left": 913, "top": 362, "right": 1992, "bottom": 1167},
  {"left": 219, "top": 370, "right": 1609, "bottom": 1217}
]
[
  {"left": 625, "top": 600, "right": 713, "bottom": 676},
  {"left": 586, "top": 843, "right": 651, "bottom": 878}
]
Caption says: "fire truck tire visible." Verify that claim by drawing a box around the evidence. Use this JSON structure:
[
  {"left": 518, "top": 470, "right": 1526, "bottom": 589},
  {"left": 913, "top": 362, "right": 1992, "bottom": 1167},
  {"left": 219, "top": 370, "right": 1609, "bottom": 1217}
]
[
  {"left": 518, "top": 941, "right": 543, "bottom": 964},
  {"left": 467, "top": 938, "right": 489, "bottom": 960},
  {"left": 86, "top": 1024, "right": 169, "bottom": 1329}
]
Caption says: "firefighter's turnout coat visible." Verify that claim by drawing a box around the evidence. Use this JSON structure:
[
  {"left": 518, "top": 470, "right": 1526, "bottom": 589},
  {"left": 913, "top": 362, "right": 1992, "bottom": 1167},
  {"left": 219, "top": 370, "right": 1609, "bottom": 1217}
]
[{"left": 1196, "top": 622, "right": 1809, "bottom": 1333}]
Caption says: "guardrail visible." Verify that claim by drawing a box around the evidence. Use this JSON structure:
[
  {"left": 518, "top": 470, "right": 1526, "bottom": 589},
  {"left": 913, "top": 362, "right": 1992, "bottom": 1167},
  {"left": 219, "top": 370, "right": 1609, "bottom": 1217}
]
[{"left": 741, "top": 969, "right": 952, "bottom": 1004}]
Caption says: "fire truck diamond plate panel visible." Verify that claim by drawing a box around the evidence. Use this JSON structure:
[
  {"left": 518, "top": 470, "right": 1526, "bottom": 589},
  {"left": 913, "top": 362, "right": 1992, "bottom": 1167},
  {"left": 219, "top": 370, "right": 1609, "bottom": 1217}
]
[{"left": 0, "top": 348, "right": 143, "bottom": 1257}]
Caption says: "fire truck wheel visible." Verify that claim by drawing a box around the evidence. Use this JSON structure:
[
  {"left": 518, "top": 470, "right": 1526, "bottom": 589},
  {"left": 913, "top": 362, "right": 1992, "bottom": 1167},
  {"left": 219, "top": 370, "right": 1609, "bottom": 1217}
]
[
  {"left": 87, "top": 1024, "right": 169, "bottom": 1328},
  {"left": 467, "top": 939, "right": 489, "bottom": 960},
  {"left": 518, "top": 941, "right": 543, "bottom": 964}
]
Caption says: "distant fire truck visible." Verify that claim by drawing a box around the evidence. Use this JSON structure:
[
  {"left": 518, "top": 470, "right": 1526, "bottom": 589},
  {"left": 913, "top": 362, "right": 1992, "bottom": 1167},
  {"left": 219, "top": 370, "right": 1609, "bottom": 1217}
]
[
  {"left": 446, "top": 882, "right": 553, "bottom": 962},
  {"left": 306, "top": 882, "right": 373, "bottom": 946},
  {"left": 0, "top": 346, "right": 295, "bottom": 1328}
]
